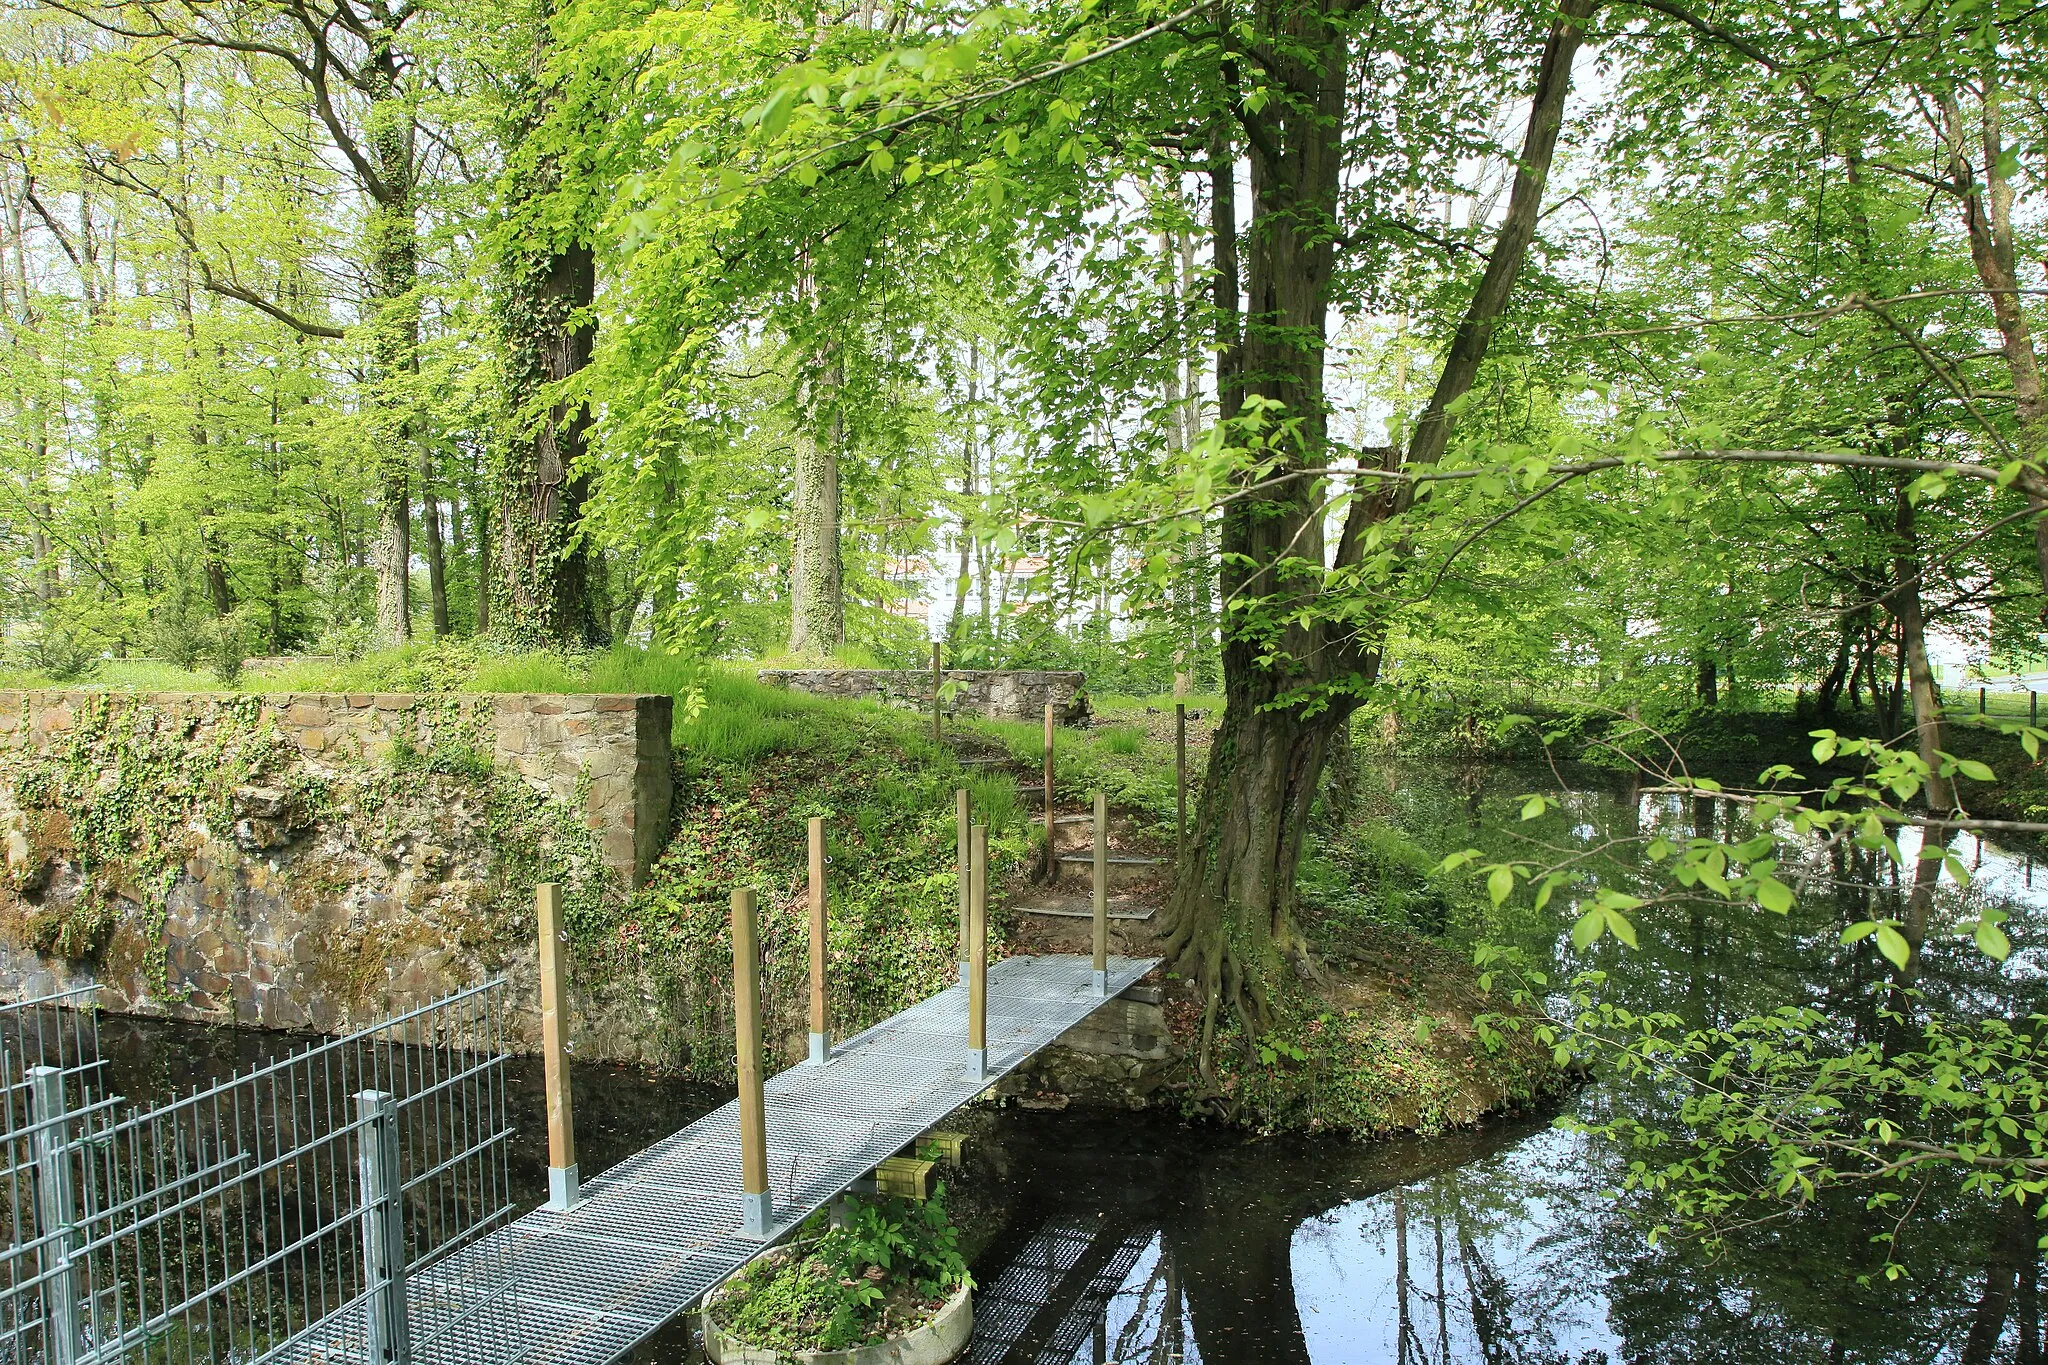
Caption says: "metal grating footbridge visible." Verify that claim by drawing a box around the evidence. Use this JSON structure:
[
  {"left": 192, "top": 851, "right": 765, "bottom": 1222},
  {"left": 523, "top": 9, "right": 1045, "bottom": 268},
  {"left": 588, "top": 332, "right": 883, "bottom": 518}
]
[{"left": 301, "top": 951, "right": 1158, "bottom": 1365}]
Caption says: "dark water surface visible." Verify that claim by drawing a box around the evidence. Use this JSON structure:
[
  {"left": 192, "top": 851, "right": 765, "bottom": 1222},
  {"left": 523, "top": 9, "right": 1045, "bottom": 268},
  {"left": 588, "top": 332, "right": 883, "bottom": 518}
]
[{"left": 83, "top": 763, "right": 2048, "bottom": 1363}]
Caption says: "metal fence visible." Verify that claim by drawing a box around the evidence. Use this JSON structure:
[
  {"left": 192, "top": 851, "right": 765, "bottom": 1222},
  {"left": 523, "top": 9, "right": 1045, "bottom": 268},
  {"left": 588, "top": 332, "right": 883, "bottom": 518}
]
[{"left": 0, "top": 979, "right": 517, "bottom": 1365}]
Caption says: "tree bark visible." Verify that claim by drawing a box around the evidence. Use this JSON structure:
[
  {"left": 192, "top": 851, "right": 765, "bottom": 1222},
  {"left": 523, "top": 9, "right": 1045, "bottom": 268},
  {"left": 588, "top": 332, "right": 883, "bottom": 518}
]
[
  {"left": 420, "top": 451, "right": 449, "bottom": 635},
  {"left": 1893, "top": 485, "right": 1954, "bottom": 812},
  {"left": 493, "top": 0, "right": 605, "bottom": 647},
  {"left": 1932, "top": 79, "right": 2048, "bottom": 612},
  {"left": 787, "top": 362, "right": 846, "bottom": 657},
  {"left": 1167, "top": 0, "right": 1594, "bottom": 1040},
  {"left": 1165, "top": 0, "right": 1354, "bottom": 1029}
]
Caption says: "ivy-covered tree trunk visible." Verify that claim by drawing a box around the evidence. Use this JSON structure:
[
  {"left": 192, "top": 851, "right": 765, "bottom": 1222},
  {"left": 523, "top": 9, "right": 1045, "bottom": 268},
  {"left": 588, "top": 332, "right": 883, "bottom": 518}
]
[
  {"left": 492, "top": 0, "right": 605, "bottom": 647},
  {"left": 366, "top": 73, "right": 417, "bottom": 647}
]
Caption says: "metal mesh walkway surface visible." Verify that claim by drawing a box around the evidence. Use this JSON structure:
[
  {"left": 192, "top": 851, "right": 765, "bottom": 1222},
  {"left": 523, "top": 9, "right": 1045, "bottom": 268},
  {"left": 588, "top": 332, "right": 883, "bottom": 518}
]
[{"left": 315, "top": 952, "right": 1158, "bottom": 1365}]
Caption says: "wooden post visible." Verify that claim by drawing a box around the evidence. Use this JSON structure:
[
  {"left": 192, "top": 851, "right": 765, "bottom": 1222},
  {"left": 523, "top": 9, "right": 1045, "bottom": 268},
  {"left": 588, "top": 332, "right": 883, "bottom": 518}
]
[
  {"left": 1092, "top": 788, "right": 1108, "bottom": 995},
  {"left": 2033, "top": 690, "right": 2039, "bottom": 727},
  {"left": 536, "top": 884, "right": 579, "bottom": 1210},
  {"left": 1981, "top": 685, "right": 1988, "bottom": 714},
  {"left": 808, "top": 818, "right": 829, "bottom": 1065},
  {"left": 1042, "top": 701, "right": 1056, "bottom": 882},
  {"left": 1175, "top": 703, "right": 1187, "bottom": 863},
  {"left": 731, "top": 887, "right": 770, "bottom": 1237},
  {"left": 968, "top": 824, "right": 988, "bottom": 1079},
  {"left": 931, "top": 642, "right": 943, "bottom": 743},
  {"left": 956, "top": 788, "right": 972, "bottom": 973}
]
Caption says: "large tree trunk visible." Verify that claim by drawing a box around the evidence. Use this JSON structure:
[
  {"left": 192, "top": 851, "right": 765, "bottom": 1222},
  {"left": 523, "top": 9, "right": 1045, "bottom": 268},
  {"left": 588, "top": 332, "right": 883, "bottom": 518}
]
[
  {"left": 365, "top": 53, "right": 419, "bottom": 648},
  {"left": 493, "top": 0, "right": 605, "bottom": 647},
  {"left": 1167, "top": 0, "right": 1594, "bottom": 1043},
  {"left": 1164, "top": 0, "right": 1352, "bottom": 1034},
  {"left": 787, "top": 364, "right": 846, "bottom": 657}
]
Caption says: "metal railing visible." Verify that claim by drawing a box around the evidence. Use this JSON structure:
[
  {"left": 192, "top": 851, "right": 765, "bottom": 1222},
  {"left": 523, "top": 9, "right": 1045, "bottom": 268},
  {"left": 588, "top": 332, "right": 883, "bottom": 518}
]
[{"left": 0, "top": 979, "right": 518, "bottom": 1365}]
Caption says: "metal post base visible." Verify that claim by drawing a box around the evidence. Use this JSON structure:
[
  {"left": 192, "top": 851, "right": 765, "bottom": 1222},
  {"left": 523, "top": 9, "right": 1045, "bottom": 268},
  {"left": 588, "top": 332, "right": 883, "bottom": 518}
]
[
  {"left": 970, "top": 1047, "right": 988, "bottom": 1081},
  {"left": 547, "top": 1164, "right": 581, "bottom": 1212},
  {"left": 740, "top": 1190, "right": 772, "bottom": 1240},
  {"left": 1093, "top": 969, "right": 1108, "bottom": 996},
  {"left": 809, "top": 1032, "right": 830, "bottom": 1066},
  {"left": 958, "top": 960, "right": 970, "bottom": 981}
]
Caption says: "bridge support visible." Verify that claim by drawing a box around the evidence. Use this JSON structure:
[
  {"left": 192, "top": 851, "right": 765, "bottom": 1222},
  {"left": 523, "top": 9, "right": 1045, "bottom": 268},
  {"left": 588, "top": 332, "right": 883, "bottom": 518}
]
[
  {"left": 969, "top": 824, "right": 988, "bottom": 1080},
  {"left": 732, "top": 888, "right": 772, "bottom": 1238},
  {"left": 1092, "top": 790, "right": 1108, "bottom": 996},
  {"left": 537, "top": 884, "right": 581, "bottom": 1210},
  {"left": 809, "top": 818, "right": 831, "bottom": 1066}
]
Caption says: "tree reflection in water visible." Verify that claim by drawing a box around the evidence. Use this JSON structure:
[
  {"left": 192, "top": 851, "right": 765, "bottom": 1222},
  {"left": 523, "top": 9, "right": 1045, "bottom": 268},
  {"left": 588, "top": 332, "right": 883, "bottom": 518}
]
[{"left": 963, "top": 762, "right": 2048, "bottom": 1365}]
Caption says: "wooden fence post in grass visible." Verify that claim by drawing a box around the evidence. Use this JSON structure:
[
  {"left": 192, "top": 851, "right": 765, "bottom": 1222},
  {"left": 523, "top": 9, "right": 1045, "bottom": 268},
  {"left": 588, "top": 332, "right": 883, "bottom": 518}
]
[
  {"left": 1981, "top": 685, "right": 1988, "bottom": 714},
  {"left": 1092, "top": 789, "right": 1108, "bottom": 995},
  {"left": 808, "top": 817, "right": 830, "bottom": 1066},
  {"left": 536, "top": 883, "right": 580, "bottom": 1210},
  {"left": 731, "top": 887, "right": 770, "bottom": 1238},
  {"left": 969, "top": 823, "right": 989, "bottom": 1080},
  {"left": 956, "top": 788, "right": 972, "bottom": 975},
  {"left": 1042, "top": 702, "right": 1056, "bottom": 883},
  {"left": 932, "top": 642, "right": 943, "bottom": 743},
  {"left": 2033, "top": 690, "right": 2039, "bottom": 727}
]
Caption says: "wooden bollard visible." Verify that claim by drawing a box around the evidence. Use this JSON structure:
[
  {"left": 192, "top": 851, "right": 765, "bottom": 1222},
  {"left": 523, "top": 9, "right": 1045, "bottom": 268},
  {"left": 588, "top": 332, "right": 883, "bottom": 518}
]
[
  {"left": 969, "top": 824, "right": 988, "bottom": 1080},
  {"left": 956, "top": 788, "right": 972, "bottom": 974},
  {"left": 2033, "top": 690, "right": 2039, "bottom": 727},
  {"left": 536, "top": 883, "right": 579, "bottom": 1210},
  {"left": 1092, "top": 790, "right": 1108, "bottom": 995},
  {"left": 1041, "top": 702, "right": 1056, "bottom": 881},
  {"left": 808, "top": 818, "right": 829, "bottom": 1066},
  {"left": 731, "top": 887, "right": 771, "bottom": 1238},
  {"left": 931, "top": 642, "right": 943, "bottom": 743}
]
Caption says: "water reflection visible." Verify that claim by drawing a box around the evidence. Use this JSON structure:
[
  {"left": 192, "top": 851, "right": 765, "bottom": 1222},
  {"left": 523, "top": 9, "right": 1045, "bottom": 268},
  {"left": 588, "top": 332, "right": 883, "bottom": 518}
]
[{"left": 962, "top": 762, "right": 2047, "bottom": 1364}]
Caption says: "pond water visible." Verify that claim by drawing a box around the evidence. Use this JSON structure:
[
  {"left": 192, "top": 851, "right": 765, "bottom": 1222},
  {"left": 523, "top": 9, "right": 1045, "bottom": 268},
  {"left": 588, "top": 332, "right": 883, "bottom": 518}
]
[{"left": 79, "top": 762, "right": 2048, "bottom": 1363}]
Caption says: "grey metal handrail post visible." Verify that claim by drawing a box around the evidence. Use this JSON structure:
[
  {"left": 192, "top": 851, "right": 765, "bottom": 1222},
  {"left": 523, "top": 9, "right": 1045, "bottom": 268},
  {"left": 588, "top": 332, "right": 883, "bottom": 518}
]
[
  {"left": 28, "top": 1066, "right": 81, "bottom": 1365},
  {"left": 355, "top": 1089, "right": 412, "bottom": 1365}
]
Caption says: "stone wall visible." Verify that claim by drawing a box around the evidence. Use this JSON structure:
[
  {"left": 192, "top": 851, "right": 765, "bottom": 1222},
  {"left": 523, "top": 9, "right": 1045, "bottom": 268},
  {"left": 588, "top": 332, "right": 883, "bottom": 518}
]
[
  {"left": 757, "top": 668, "right": 1089, "bottom": 724},
  {"left": 0, "top": 690, "right": 672, "bottom": 887},
  {"left": 0, "top": 689, "right": 682, "bottom": 1065}
]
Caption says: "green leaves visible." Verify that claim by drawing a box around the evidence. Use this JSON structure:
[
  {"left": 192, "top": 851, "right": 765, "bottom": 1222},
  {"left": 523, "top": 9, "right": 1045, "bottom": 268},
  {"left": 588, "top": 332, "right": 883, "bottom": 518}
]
[{"left": 1842, "top": 920, "right": 1912, "bottom": 970}]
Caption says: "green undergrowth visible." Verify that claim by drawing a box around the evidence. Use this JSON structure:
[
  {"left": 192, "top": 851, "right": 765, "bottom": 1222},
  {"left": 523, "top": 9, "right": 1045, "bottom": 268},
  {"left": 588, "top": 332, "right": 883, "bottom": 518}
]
[
  {"left": 594, "top": 684, "right": 1034, "bottom": 1080},
  {"left": 957, "top": 694, "right": 1213, "bottom": 840}
]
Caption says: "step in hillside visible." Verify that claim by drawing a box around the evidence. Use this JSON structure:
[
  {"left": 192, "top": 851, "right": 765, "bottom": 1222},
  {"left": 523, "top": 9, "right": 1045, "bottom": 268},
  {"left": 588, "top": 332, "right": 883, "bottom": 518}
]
[{"left": 1009, "top": 903, "right": 1157, "bottom": 923}]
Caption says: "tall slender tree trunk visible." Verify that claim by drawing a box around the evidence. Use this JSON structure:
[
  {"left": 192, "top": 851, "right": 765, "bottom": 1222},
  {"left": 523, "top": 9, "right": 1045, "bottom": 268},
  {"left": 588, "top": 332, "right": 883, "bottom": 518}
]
[
  {"left": 366, "top": 69, "right": 417, "bottom": 647},
  {"left": 420, "top": 452, "right": 449, "bottom": 635},
  {"left": 1932, "top": 78, "right": 2048, "bottom": 610},
  {"left": 1893, "top": 485, "right": 1953, "bottom": 812},
  {"left": 474, "top": 499, "right": 492, "bottom": 633},
  {"left": 787, "top": 362, "right": 845, "bottom": 657},
  {"left": 948, "top": 340, "right": 978, "bottom": 649}
]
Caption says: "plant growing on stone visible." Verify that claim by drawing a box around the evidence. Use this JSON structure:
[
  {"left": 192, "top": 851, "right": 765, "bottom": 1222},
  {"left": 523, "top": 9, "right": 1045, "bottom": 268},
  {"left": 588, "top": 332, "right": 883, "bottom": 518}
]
[{"left": 708, "top": 1187, "right": 968, "bottom": 1355}]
